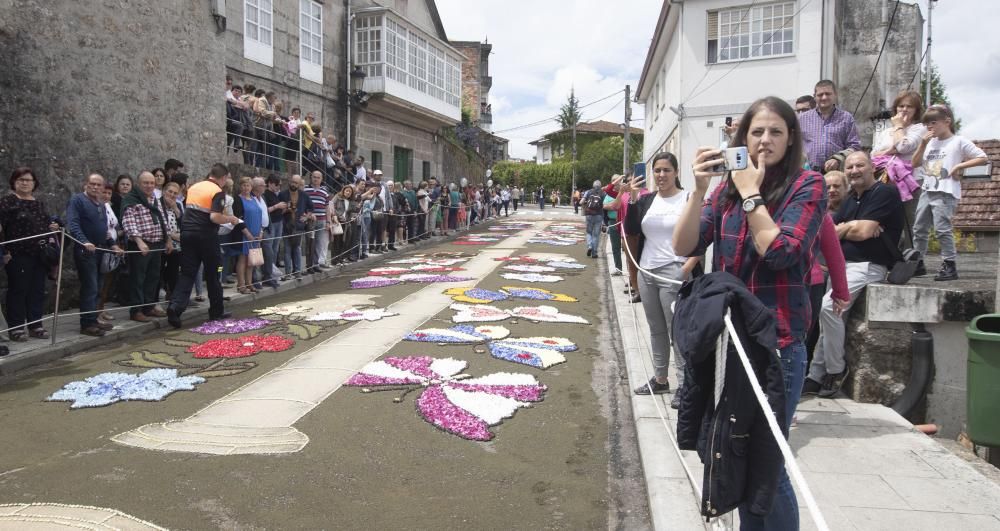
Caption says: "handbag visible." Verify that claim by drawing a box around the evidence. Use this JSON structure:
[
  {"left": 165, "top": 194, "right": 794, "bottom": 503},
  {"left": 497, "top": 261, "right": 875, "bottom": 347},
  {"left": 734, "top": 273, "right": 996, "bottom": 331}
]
[
  {"left": 99, "top": 251, "right": 123, "bottom": 274},
  {"left": 248, "top": 246, "right": 264, "bottom": 267},
  {"left": 330, "top": 219, "right": 344, "bottom": 236},
  {"left": 39, "top": 235, "right": 61, "bottom": 267}
]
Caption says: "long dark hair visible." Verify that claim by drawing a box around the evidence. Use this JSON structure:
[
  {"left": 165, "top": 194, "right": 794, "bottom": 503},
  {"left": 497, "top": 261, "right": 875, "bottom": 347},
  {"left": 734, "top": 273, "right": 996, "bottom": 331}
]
[
  {"left": 723, "top": 96, "right": 804, "bottom": 208},
  {"left": 650, "top": 151, "right": 682, "bottom": 190}
]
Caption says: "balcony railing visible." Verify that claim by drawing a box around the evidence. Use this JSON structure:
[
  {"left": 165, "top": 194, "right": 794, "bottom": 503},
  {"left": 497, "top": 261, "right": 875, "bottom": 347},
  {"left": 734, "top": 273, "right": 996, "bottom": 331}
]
[{"left": 482, "top": 75, "right": 492, "bottom": 89}]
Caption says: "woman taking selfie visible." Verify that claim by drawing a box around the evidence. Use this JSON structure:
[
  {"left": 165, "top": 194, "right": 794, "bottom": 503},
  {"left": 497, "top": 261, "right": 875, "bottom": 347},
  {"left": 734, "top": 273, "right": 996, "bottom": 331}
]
[
  {"left": 674, "top": 96, "right": 826, "bottom": 530},
  {"left": 623, "top": 152, "right": 700, "bottom": 404}
]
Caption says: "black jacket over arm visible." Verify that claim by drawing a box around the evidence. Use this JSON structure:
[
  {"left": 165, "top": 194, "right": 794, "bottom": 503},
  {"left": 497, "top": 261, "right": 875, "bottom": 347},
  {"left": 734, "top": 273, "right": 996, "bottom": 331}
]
[
  {"left": 623, "top": 192, "right": 657, "bottom": 262},
  {"left": 672, "top": 271, "right": 787, "bottom": 519}
]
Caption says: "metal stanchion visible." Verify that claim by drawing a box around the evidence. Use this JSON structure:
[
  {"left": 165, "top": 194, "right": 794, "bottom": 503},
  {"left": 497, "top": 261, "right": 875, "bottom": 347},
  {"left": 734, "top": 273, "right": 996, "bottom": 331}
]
[
  {"left": 297, "top": 130, "right": 303, "bottom": 176},
  {"left": 50, "top": 230, "right": 66, "bottom": 346}
]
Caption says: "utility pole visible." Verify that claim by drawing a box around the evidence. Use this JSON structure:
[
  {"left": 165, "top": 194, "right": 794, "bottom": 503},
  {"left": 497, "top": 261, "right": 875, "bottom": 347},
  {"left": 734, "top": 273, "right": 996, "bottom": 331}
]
[
  {"left": 924, "top": 0, "right": 935, "bottom": 108},
  {"left": 623, "top": 84, "right": 631, "bottom": 175},
  {"left": 571, "top": 120, "right": 577, "bottom": 195}
]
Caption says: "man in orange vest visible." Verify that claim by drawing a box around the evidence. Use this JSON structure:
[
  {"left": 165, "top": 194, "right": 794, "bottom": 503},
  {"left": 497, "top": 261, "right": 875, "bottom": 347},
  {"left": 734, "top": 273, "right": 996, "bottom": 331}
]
[{"left": 166, "top": 163, "right": 240, "bottom": 328}]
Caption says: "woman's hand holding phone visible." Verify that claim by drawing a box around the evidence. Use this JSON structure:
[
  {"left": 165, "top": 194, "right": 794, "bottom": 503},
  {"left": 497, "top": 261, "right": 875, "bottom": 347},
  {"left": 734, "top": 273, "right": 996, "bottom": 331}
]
[{"left": 692, "top": 147, "right": 726, "bottom": 194}]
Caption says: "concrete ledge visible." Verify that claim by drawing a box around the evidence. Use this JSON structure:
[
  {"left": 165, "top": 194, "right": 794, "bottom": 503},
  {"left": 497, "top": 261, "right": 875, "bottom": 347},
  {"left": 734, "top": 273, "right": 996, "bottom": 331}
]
[
  {"left": 866, "top": 254, "right": 996, "bottom": 324},
  {"left": 0, "top": 231, "right": 464, "bottom": 381}
]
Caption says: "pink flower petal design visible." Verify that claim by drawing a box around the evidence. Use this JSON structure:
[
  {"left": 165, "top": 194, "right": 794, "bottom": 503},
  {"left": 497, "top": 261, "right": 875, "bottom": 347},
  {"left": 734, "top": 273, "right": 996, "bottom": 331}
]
[
  {"left": 450, "top": 382, "right": 547, "bottom": 402},
  {"left": 416, "top": 385, "right": 494, "bottom": 441}
]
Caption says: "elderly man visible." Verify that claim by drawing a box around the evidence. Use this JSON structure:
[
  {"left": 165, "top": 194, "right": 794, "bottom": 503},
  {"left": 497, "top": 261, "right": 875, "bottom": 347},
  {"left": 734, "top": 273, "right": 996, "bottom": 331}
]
[
  {"left": 804, "top": 152, "right": 904, "bottom": 397},
  {"left": 66, "top": 173, "right": 123, "bottom": 336},
  {"left": 251, "top": 177, "right": 280, "bottom": 288},
  {"left": 121, "top": 171, "right": 171, "bottom": 322},
  {"left": 799, "top": 80, "right": 861, "bottom": 172},
  {"left": 401, "top": 180, "right": 418, "bottom": 243},
  {"left": 304, "top": 171, "right": 331, "bottom": 270},
  {"left": 582, "top": 180, "right": 605, "bottom": 258},
  {"left": 371, "top": 170, "right": 390, "bottom": 252},
  {"left": 167, "top": 163, "right": 237, "bottom": 328}
]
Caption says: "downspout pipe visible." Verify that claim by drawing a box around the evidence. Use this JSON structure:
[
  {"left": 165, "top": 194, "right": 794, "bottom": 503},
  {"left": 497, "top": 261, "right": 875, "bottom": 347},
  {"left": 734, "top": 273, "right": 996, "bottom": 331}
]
[{"left": 892, "top": 323, "right": 935, "bottom": 420}]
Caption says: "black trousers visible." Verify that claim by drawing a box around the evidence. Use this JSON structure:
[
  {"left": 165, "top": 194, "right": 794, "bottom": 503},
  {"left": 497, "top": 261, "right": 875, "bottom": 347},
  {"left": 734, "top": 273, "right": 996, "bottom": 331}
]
[
  {"left": 127, "top": 241, "right": 164, "bottom": 317},
  {"left": 374, "top": 215, "right": 387, "bottom": 246},
  {"left": 387, "top": 214, "right": 398, "bottom": 246},
  {"left": 170, "top": 230, "right": 225, "bottom": 319}
]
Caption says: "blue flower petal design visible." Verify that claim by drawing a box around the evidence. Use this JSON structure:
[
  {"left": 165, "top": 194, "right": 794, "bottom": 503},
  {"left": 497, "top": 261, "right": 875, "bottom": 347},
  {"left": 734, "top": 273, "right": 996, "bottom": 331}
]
[{"left": 47, "top": 369, "right": 206, "bottom": 409}]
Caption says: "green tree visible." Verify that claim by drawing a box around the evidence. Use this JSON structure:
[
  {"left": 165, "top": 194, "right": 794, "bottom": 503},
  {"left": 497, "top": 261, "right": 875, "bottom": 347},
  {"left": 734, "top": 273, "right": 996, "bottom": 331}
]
[
  {"left": 557, "top": 89, "right": 581, "bottom": 129},
  {"left": 576, "top": 136, "right": 641, "bottom": 184},
  {"left": 920, "top": 64, "right": 962, "bottom": 131}
]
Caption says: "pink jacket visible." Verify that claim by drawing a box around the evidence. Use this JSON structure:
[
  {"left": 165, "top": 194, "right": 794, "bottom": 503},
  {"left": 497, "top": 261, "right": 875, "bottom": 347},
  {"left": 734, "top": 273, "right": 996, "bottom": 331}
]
[
  {"left": 872, "top": 154, "right": 920, "bottom": 202},
  {"left": 809, "top": 214, "right": 850, "bottom": 302}
]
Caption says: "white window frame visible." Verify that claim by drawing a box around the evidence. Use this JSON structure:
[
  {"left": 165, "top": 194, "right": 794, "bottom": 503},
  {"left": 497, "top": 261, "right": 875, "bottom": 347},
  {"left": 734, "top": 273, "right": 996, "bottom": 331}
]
[
  {"left": 244, "top": 0, "right": 274, "bottom": 67},
  {"left": 299, "top": 0, "right": 323, "bottom": 84},
  {"left": 708, "top": 1, "right": 795, "bottom": 65}
]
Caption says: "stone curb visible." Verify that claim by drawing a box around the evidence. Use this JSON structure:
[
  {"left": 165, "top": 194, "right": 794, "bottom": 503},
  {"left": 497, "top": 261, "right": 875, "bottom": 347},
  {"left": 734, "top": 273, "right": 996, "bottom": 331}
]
[{"left": 0, "top": 229, "right": 470, "bottom": 380}]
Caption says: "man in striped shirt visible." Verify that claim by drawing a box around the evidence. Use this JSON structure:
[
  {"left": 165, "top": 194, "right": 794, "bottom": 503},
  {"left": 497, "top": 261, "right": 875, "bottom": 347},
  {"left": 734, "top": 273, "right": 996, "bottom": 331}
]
[
  {"left": 304, "top": 171, "right": 330, "bottom": 271},
  {"left": 799, "top": 80, "right": 861, "bottom": 173}
]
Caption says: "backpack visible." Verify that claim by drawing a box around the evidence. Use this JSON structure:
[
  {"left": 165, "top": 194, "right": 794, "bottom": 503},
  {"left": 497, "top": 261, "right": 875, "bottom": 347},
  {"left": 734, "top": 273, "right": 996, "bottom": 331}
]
[{"left": 584, "top": 191, "right": 603, "bottom": 215}]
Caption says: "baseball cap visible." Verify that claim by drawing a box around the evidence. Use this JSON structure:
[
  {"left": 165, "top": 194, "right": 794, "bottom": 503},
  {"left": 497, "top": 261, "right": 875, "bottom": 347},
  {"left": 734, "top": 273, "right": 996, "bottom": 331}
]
[{"left": 373, "top": 169, "right": 383, "bottom": 176}]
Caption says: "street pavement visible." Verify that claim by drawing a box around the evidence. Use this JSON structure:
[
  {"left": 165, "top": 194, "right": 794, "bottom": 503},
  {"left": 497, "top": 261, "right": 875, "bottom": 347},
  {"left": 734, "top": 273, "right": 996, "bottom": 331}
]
[{"left": 0, "top": 210, "right": 647, "bottom": 530}]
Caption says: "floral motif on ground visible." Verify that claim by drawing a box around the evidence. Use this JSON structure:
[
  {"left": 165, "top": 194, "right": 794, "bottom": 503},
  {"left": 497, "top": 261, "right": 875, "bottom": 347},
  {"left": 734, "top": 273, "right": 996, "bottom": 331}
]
[
  {"left": 388, "top": 257, "right": 468, "bottom": 266},
  {"left": 503, "top": 264, "right": 557, "bottom": 273},
  {"left": 305, "top": 307, "right": 397, "bottom": 322},
  {"left": 487, "top": 337, "right": 576, "bottom": 369},
  {"left": 368, "top": 267, "right": 410, "bottom": 276},
  {"left": 253, "top": 304, "right": 312, "bottom": 317},
  {"left": 493, "top": 256, "right": 540, "bottom": 263},
  {"left": 350, "top": 277, "right": 404, "bottom": 289},
  {"left": 443, "top": 287, "right": 510, "bottom": 304},
  {"left": 397, "top": 273, "right": 473, "bottom": 283},
  {"left": 450, "top": 303, "right": 587, "bottom": 324},
  {"left": 499, "top": 286, "right": 578, "bottom": 302},
  {"left": 47, "top": 369, "right": 205, "bottom": 409},
  {"left": 190, "top": 318, "right": 274, "bottom": 335},
  {"left": 404, "top": 325, "right": 511, "bottom": 344},
  {"left": 345, "top": 356, "right": 546, "bottom": 441},
  {"left": 526, "top": 239, "right": 577, "bottom": 246},
  {"left": 545, "top": 261, "right": 586, "bottom": 270},
  {"left": 500, "top": 272, "right": 564, "bottom": 283},
  {"left": 186, "top": 335, "right": 295, "bottom": 359}
]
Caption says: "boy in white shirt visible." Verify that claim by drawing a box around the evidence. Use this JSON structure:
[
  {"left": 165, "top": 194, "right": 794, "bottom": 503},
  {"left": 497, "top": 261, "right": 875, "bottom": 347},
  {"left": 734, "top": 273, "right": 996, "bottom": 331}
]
[{"left": 911, "top": 104, "right": 988, "bottom": 281}]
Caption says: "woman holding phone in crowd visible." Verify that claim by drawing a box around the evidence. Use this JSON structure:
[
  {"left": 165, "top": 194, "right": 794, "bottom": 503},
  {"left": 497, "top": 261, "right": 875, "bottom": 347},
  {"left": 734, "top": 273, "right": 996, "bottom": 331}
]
[
  {"left": 623, "top": 153, "right": 701, "bottom": 405},
  {"left": 674, "top": 96, "right": 826, "bottom": 530}
]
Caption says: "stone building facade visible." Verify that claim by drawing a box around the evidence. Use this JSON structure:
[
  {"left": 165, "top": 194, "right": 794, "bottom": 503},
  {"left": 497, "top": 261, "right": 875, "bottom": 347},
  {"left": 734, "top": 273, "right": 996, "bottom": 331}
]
[
  {"left": 0, "top": 0, "right": 225, "bottom": 209},
  {"left": 451, "top": 40, "right": 492, "bottom": 131}
]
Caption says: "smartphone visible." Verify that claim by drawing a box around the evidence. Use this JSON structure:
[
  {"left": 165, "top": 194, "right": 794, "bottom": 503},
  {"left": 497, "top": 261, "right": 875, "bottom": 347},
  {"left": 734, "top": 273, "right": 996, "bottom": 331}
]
[
  {"left": 725, "top": 116, "right": 733, "bottom": 127},
  {"left": 711, "top": 146, "right": 749, "bottom": 173}
]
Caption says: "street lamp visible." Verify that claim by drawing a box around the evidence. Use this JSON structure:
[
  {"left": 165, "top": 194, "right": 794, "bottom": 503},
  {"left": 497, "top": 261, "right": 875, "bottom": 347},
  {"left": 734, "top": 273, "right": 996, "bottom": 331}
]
[{"left": 350, "top": 66, "right": 369, "bottom": 106}]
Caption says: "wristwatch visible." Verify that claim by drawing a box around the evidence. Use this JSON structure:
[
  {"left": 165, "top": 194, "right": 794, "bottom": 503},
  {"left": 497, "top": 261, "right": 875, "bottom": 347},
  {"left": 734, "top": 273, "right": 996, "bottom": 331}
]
[{"left": 742, "top": 195, "right": 765, "bottom": 213}]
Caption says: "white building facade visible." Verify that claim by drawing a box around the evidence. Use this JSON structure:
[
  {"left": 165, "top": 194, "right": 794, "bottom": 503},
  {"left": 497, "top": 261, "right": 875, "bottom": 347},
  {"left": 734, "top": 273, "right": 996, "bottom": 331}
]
[{"left": 637, "top": 0, "right": 922, "bottom": 188}]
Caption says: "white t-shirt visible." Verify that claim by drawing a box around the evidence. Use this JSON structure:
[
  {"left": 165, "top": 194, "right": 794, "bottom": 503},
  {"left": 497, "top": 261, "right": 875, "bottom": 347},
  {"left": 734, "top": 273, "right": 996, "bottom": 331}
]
[
  {"left": 639, "top": 192, "right": 688, "bottom": 270},
  {"left": 872, "top": 123, "right": 927, "bottom": 162},
  {"left": 917, "top": 135, "right": 986, "bottom": 199}
]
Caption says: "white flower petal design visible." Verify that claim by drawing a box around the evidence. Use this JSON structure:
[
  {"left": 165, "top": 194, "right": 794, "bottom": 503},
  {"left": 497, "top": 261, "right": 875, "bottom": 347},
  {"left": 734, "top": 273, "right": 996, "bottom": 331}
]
[
  {"left": 429, "top": 357, "right": 468, "bottom": 379},
  {"left": 443, "top": 385, "right": 525, "bottom": 425}
]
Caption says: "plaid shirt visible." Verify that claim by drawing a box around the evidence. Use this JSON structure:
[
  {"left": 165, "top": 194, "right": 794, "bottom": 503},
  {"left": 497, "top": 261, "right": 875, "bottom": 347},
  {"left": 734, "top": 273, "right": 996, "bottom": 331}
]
[
  {"left": 692, "top": 170, "right": 826, "bottom": 348},
  {"left": 122, "top": 199, "right": 165, "bottom": 243},
  {"left": 799, "top": 106, "right": 861, "bottom": 170}
]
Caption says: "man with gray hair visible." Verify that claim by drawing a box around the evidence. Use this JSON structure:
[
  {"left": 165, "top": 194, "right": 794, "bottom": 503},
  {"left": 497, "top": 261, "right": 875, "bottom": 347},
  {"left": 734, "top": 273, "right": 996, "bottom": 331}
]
[{"left": 582, "top": 179, "right": 605, "bottom": 258}]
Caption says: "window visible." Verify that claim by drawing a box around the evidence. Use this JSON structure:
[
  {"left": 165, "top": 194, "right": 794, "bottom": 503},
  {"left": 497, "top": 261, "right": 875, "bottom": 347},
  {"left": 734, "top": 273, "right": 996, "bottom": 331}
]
[
  {"left": 371, "top": 150, "right": 383, "bottom": 171},
  {"left": 393, "top": 147, "right": 413, "bottom": 182},
  {"left": 244, "top": 0, "right": 273, "bottom": 66},
  {"left": 299, "top": 0, "right": 323, "bottom": 83},
  {"left": 354, "top": 16, "right": 383, "bottom": 77},
  {"left": 707, "top": 1, "right": 795, "bottom": 64},
  {"left": 422, "top": 161, "right": 430, "bottom": 181}
]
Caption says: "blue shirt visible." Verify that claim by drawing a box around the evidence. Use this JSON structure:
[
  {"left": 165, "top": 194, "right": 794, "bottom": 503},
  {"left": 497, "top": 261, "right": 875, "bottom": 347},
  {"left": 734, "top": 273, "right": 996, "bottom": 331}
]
[{"left": 65, "top": 193, "right": 108, "bottom": 248}]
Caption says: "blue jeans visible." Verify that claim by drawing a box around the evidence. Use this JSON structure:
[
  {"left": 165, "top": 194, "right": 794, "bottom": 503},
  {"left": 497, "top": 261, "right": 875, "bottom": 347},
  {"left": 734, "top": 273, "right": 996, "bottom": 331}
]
[
  {"left": 738, "top": 340, "right": 806, "bottom": 530},
  {"left": 585, "top": 214, "right": 603, "bottom": 253},
  {"left": 267, "top": 221, "right": 283, "bottom": 266},
  {"left": 284, "top": 231, "right": 302, "bottom": 274},
  {"left": 74, "top": 248, "right": 100, "bottom": 328}
]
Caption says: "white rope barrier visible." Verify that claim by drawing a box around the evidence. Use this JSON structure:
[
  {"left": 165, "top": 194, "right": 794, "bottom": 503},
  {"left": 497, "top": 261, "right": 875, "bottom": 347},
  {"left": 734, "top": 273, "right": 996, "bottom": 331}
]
[{"left": 616, "top": 223, "right": 828, "bottom": 530}]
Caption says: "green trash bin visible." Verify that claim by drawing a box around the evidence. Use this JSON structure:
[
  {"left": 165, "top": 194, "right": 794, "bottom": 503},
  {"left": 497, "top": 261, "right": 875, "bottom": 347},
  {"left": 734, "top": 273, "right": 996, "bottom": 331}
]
[{"left": 966, "top": 314, "right": 1000, "bottom": 446}]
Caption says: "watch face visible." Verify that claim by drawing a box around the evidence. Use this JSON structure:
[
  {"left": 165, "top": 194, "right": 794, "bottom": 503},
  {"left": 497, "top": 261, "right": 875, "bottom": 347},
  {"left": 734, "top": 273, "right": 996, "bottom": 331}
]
[{"left": 743, "top": 198, "right": 755, "bottom": 212}]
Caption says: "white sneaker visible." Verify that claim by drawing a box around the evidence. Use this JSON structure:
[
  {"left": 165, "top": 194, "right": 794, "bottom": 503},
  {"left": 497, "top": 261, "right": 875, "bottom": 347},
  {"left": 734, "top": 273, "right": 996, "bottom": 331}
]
[{"left": 611, "top": 269, "right": 623, "bottom": 276}]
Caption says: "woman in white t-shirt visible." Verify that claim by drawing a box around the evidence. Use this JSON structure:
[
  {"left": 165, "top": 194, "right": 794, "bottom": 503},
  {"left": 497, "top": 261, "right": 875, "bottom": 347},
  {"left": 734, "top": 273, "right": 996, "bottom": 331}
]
[
  {"left": 624, "top": 152, "right": 701, "bottom": 400},
  {"left": 911, "top": 104, "right": 988, "bottom": 281}
]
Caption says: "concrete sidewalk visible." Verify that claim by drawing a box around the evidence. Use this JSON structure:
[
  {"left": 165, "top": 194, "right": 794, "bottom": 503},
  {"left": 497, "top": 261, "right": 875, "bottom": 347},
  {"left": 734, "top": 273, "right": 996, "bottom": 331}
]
[
  {"left": 604, "top": 244, "right": 1000, "bottom": 530},
  {"left": 0, "top": 231, "right": 462, "bottom": 379}
]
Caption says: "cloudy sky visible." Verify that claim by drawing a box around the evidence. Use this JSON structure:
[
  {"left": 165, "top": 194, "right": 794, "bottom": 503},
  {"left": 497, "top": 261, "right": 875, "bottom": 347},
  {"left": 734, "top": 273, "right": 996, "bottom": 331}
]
[{"left": 436, "top": 0, "right": 999, "bottom": 161}]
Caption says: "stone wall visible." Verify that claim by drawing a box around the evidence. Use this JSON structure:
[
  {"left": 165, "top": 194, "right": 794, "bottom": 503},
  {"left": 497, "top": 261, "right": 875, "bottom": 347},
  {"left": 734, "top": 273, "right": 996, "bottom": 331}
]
[
  {"left": 441, "top": 136, "right": 486, "bottom": 187},
  {"left": 454, "top": 44, "right": 483, "bottom": 121},
  {"left": 836, "top": 0, "right": 924, "bottom": 146},
  {"left": 0, "top": 0, "right": 225, "bottom": 209},
  {"left": 354, "top": 111, "right": 438, "bottom": 182}
]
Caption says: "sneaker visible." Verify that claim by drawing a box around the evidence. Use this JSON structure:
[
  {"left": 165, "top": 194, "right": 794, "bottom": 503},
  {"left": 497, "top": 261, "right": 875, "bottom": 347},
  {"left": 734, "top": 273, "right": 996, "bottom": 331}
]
[
  {"left": 80, "top": 325, "right": 106, "bottom": 337},
  {"left": 586, "top": 249, "right": 592, "bottom": 257},
  {"left": 913, "top": 260, "right": 927, "bottom": 277},
  {"left": 670, "top": 392, "right": 681, "bottom": 409},
  {"left": 933, "top": 260, "right": 958, "bottom": 281},
  {"left": 95, "top": 321, "right": 114, "bottom": 331},
  {"left": 611, "top": 269, "right": 623, "bottom": 276},
  {"left": 145, "top": 308, "right": 167, "bottom": 318},
  {"left": 818, "top": 366, "right": 850, "bottom": 398},
  {"left": 634, "top": 377, "right": 670, "bottom": 395},
  {"left": 801, "top": 378, "right": 822, "bottom": 397}
]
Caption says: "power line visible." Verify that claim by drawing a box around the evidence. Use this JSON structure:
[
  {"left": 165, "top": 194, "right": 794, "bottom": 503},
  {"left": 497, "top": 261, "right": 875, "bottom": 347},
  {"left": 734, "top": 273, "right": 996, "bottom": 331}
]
[
  {"left": 681, "top": 0, "right": 815, "bottom": 106},
  {"left": 584, "top": 96, "right": 626, "bottom": 122},
  {"left": 907, "top": 42, "right": 930, "bottom": 90},
  {"left": 492, "top": 89, "right": 624, "bottom": 134},
  {"left": 853, "top": 0, "right": 901, "bottom": 116}
]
